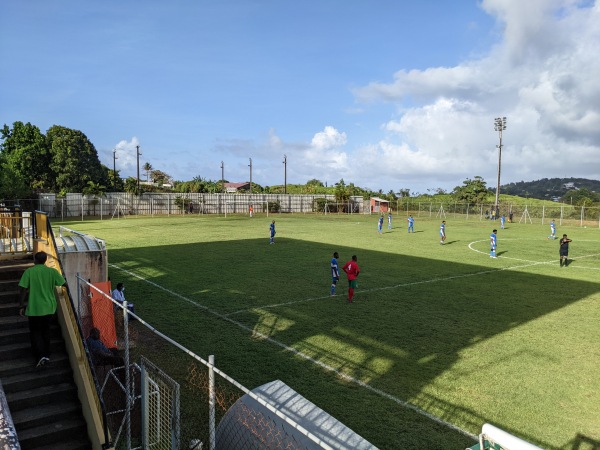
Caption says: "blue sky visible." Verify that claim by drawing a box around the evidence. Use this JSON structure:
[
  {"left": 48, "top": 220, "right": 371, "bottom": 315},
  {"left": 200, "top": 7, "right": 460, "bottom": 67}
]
[{"left": 1, "top": 0, "right": 599, "bottom": 194}]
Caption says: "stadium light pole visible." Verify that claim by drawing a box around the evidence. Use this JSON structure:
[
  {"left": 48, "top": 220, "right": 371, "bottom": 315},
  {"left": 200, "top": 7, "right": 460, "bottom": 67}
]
[
  {"left": 248, "top": 158, "right": 252, "bottom": 194},
  {"left": 112, "top": 149, "right": 118, "bottom": 191},
  {"left": 220, "top": 161, "right": 225, "bottom": 193},
  {"left": 494, "top": 117, "right": 507, "bottom": 217},
  {"left": 136, "top": 145, "right": 141, "bottom": 195},
  {"left": 283, "top": 154, "right": 287, "bottom": 194}
]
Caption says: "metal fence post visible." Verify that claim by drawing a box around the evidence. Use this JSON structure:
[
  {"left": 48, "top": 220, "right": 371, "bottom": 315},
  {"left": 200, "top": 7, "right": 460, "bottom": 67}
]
[
  {"left": 124, "top": 301, "right": 131, "bottom": 450},
  {"left": 208, "top": 354, "right": 216, "bottom": 450}
]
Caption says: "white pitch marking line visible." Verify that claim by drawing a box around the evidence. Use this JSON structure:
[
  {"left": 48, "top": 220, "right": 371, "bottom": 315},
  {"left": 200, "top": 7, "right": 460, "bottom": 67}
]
[
  {"left": 109, "top": 262, "right": 477, "bottom": 440},
  {"left": 228, "top": 259, "right": 551, "bottom": 316}
]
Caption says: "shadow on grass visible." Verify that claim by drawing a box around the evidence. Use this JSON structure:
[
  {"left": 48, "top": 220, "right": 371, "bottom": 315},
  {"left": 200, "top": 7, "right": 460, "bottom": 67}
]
[{"left": 108, "top": 237, "right": 599, "bottom": 450}]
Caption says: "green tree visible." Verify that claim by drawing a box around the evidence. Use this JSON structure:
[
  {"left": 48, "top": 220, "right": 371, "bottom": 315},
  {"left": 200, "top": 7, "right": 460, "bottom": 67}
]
[
  {"left": 0, "top": 162, "right": 31, "bottom": 199},
  {"left": 46, "top": 126, "right": 106, "bottom": 192},
  {"left": 1, "top": 121, "right": 52, "bottom": 192},
  {"left": 83, "top": 180, "right": 106, "bottom": 216},
  {"left": 150, "top": 169, "right": 172, "bottom": 186},
  {"left": 335, "top": 179, "right": 349, "bottom": 204},
  {"left": 565, "top": 188, "right": 597, "bottom": 207},
  {"left": 452, "top": 176, "right": 490, "bottom": 204},
  {"left": 143, "top": 162, "right": 153, "bottom": 183},
  {"left": 124, "top": 177, "right": 138, "bottom": 194}
]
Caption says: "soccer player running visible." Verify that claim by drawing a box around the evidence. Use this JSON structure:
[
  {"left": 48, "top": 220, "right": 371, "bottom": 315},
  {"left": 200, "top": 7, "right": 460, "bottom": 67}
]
[
  {"left": 559, "top": 234, "right": 572, "bottom": 267},
  {"left": 378, "top": 215, "right": 384, "bottom": 234},
  {"left": 269, "top": 220, "right": 276, "bottom": 244},
  {"left": 407, "top": 215, "right": 415, "bottom": 233},
  {"left": 490, "top": 229, "right": 498, "bottom": 258},
  {"left": 548, "top": 220, "right": 556, "bottom": 240},
  {"left": 330, "top": 252, "right": 340, "bottom": 296},
  {"left": 342, "top": 255, "right": 360, "bottom": 303},
  {"left": 440, "top": 220, "right": 446, "bottom": 245}
]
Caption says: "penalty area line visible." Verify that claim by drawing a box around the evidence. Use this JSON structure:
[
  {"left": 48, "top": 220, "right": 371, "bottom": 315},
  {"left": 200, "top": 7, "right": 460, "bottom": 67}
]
[{"left": 109, "top": 262, "right": 477, "bottom": 441}]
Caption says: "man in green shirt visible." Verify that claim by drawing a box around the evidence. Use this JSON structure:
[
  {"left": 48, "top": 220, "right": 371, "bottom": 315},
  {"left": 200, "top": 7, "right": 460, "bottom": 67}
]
[{"left": 19, "top": 252, "right": 66, "bottom": 367}]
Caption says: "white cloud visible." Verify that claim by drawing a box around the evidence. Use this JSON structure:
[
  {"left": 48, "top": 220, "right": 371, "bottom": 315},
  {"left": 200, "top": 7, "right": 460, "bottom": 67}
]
[
  {"left": 112, "top": 137, "right": 141, "bottom": 175},
  {"left": 347, "top": 0, "right": 600, "bottom": 191}
]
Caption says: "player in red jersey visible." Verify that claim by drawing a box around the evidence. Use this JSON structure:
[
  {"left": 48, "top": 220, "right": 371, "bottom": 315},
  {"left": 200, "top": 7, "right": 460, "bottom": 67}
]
[{"left": 342, "top": 255, "right": 360, "bottom": 303}]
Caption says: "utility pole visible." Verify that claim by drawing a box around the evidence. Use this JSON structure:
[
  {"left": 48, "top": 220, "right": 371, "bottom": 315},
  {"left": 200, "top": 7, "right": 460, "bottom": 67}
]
[
  {"left": 220, "top": 161, "right": 225, "bottom": 193},
  {"left": 494, "top": 117, "right": 507, "bottom": 217},
  {"left": 113, "top": 149, "right": 118, "bottom": 191},
  {"left": 283, "top": 154, "right": 287, "bottom": 194},
  {"left": 248, "top": 158, "right": 252, "bottom": 194},
  {"left": 136, "top": 145, "right": 142, "bottom": 195}
]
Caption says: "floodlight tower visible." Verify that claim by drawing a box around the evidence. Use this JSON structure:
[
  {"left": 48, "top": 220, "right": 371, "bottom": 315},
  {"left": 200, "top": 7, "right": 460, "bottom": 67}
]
[
  {"left": 220, "top": 161, "right": 225, "bottom": 193},
  {"left": 248, "top": 158, "right": 252, "bottom": 194},
  {"left": 283, "top": 154, "right": 287, "bottom": 194},
  {"left": 136, "top": 145, "right": 142, "bottom": 195},
  {"left": 494, "top": 117, "right": 507, "bottom": 217},
  {"left": 113, "top": 149, "right": 118, "bottom": 191}
]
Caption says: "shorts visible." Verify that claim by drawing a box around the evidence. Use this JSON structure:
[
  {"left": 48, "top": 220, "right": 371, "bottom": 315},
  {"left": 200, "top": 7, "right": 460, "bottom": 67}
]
[
  {"left": 559, "top": 250, "right": 568, "bottom": 257},
  {"left": 332, "top": 277, "right": 339, "bottom": 284},
  {"left": 347, "top": 279, "right": 358, "bottom": 289}
]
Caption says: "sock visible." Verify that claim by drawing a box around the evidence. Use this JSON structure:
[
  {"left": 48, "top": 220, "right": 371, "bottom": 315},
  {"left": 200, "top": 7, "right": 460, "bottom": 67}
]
[
  {"left": 331, "top": 285, "right": 335, "bottom": 295},
  {"left": 348, "top": 288, "right": 354, "bottom": 302}
]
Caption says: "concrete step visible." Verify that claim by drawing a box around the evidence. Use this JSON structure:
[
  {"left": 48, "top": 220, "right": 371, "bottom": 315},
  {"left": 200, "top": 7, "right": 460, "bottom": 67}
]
[
  {"left": 2, "top": 366, "right": 74, "bottom": 394},
  {"left": 11, "top": 400, "right": 81, "bottom": 433},
  {"left": 5, "top": 382, "right": 79, "bottom": 412},
  {"left": 0, "top": 324, "right": 30, "bottom": 345},
  {"left": 30, "top": 437, "right": 92, "bottom": 450},
  {"left": 0, "top": 352, "right": 70, "bottom": 378},
  {"left": 0, "top": 261, "right": 31, "bottom": 281},
  {"left": 0, "top": 313, "right": 28, "bottom": 331},
  {"left": 0, "top": 337, "right": 65, "bottom": 361},
  {"left": 0, "top": 278, "right": 20, "bottom": 291},
  {"left": 16, "top": 416, "right": 89, "bottom": 450},
  {"left": 0, "top": 301, "right": 21, "bottom": 317}
]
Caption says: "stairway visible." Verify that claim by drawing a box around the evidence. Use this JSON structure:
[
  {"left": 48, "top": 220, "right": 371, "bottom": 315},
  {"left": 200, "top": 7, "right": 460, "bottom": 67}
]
[{"left": 0, "top": 257, "right": 92, "bottom": 450}]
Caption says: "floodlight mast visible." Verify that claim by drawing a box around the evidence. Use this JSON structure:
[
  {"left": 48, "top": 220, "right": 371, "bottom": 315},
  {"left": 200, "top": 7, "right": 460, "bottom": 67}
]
[
  {"left": 220, "top": 161, "right": 225, "bottom": 193},
  {"left": 494, "top": 117, "right": 507, "bottom": 217},
  {"left": 136, "top": 145, "right": 142, "bottom": 195},
  {"left": 113, "top": 149, "right": 118, "bottom": 191},
  {"left": 248, "top": 158, "right": 252, "bottom": 194},
  {"left": 283, "top": 154, "right": 287, "bottom": 194}
]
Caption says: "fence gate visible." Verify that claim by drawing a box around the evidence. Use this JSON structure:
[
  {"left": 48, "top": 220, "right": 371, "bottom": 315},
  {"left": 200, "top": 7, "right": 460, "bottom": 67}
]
[{"left": 141, "top": 356, "right": 181, "bottom": 450}]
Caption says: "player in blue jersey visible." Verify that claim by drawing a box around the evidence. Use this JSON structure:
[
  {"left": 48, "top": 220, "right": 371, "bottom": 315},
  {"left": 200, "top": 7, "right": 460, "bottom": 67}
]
[
  {"left": 407, "top": 215, "right": 415, "bottom": 233},
  {"left": 548, "top": 220, "right": 556, "bottom": 240},
  {"left": 500, "top": 214, "right": 506, "bottom": 229},
  {"left": 269, "top": 220, "right": 276, "bottom": 244},
  {"left": 388, "top": 212, "right": 393, "bottom": 230},
  {"left": 378, "top": 215, "right": 384, "bottom": 234},
  {"left": 439, "top": 220, "right": 446, "bottom": 245},
  {"left": 330, "top": 252, "right": 340, "bottom": 296},
  {"left": 490, "top": 229, "right": 498, "bottom": 258}
]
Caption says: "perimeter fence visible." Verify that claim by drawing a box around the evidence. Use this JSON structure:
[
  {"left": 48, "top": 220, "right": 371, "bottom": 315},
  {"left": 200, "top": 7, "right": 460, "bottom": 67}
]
[
  {"left": 1, "top": 195, "right": 598, "bottom": 227},
  {"left": 77, "top": 276, "right": 345, "bottom": 450}
]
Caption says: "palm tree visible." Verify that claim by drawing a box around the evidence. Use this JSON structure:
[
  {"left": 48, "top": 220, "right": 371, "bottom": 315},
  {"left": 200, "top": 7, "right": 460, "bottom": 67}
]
[{"left": 143, "top": 162, "right": 153, "bottom": 183}]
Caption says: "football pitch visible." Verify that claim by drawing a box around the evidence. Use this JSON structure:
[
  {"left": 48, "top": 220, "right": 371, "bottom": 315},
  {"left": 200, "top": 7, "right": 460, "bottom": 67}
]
[{"left": 60, "top": 213, "right": 600, "bottom": 449}]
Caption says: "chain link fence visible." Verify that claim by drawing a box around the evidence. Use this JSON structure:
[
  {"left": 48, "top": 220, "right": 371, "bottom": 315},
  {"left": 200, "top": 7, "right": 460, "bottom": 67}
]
[{"left": 75, "top": 276, "right": 357, "bottom": 450}]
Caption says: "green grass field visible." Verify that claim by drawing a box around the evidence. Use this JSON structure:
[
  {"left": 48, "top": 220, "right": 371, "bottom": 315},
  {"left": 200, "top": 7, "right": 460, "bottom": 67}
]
[{"left": 58, "top": 213, "right": 600, "bottom": 449}]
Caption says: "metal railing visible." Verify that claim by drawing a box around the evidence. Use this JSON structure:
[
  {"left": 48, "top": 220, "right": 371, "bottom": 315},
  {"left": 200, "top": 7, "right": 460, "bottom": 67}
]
[{"left": 33, "top": 211, "right": 113, "bottom": 449}]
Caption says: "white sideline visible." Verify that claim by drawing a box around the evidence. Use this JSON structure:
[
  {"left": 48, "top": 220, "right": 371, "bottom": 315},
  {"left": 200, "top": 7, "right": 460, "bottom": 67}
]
[
  {"left": 109, "top": 250, "right": 599, "bottom": 442},
  {"left": 109, "top": 262, "right": 478, "bottom": 440}
]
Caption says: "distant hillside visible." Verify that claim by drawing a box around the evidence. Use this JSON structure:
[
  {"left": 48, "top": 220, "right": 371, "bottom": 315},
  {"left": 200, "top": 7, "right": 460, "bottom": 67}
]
[{"left": 500, "top": 177, "right": 600, "bottom": 200}]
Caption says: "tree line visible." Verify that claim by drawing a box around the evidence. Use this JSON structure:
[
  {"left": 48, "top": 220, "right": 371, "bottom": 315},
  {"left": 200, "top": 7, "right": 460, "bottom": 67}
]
[{"left": 2, "top": 121, "right": 597, "bottom": 207}]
